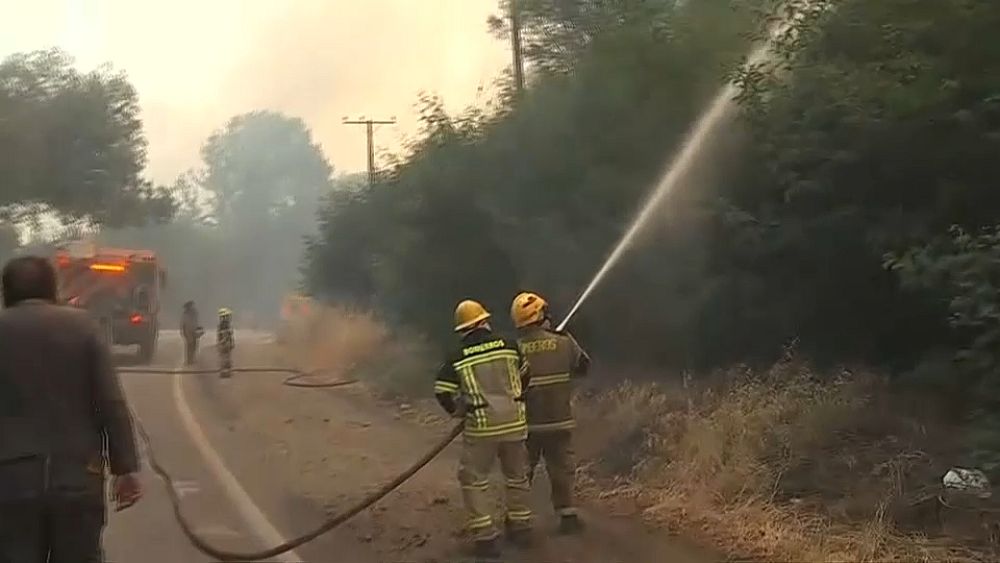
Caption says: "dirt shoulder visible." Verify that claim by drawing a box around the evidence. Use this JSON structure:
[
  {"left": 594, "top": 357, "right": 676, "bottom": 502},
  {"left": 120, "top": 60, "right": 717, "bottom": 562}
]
[
  {"left": 262, "top": 308, "right": 1000, "bottom": 561},
  {"left": 185, "top": 341, "right": 715, "bottom": 562}
]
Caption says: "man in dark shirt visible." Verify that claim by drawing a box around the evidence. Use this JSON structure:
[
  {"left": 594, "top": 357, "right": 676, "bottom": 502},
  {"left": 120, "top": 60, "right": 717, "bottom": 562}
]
[
  {"left": 180, "top": 300, "right": 202, "bottom": 366},
  {"left": 0, "top": 256, "right": 142, "bottom": 563}
]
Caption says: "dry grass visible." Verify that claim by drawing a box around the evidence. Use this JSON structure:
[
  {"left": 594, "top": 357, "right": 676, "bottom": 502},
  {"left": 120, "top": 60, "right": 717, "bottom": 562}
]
[
  {"left": 275, "top": 309, "right": 990, "bottom": 561},
  {"left": 575, "top": 354, "right": 988, "bottom": 562},
  {"left": 276, "top": 302, "right": 434, "bottom": 399},
  {"left": 277, "top": 303, "right": 387, "bottom": 377}
]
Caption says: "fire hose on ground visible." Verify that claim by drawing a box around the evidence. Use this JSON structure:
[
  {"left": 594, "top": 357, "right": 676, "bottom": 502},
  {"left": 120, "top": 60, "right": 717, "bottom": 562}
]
[
  {"left": 119, "top": 366, "right": 361, "bottom": 388},
  {"left": 117, "top": 366, "right": 464, "bottom": 561}
]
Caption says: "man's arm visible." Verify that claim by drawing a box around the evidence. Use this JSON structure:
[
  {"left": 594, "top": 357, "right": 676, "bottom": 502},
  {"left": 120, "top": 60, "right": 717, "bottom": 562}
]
[
  {"left": 566, "top": 332, "right": 591, "bottom": 378},
  {"left": 434, "top": 362, "right": 461, "bottom": 416},
  {"left": 89, "top": 331, "right": 139, "bottom": 475},
  {"left": 516, "top": 347, "right": 531, "bottom": 393}
]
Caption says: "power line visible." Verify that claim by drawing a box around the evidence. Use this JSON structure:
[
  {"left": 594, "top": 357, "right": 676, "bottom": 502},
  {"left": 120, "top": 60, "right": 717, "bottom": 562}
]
[{"left": 343, "top": 117, "right": 397, "bottom": 185}]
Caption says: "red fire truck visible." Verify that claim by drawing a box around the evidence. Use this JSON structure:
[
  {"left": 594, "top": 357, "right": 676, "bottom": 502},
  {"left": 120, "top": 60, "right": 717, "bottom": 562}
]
[{"left": 52, "top": 241, "right": 166, "bottom": 364}]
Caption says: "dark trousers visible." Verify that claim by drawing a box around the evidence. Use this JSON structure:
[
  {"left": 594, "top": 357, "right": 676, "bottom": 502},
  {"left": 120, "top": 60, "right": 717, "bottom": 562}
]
[
  {"left": 219, "top": 350, "right": 232, "bottom": 378},
  {"left": 0, "top": 495, "right": 106, "bottom": 563},
  {"left": 527, "top": 430, "right": 577, "bottom": 516},
  {"left": 183, "top": 336, "right": 198, "bottom": 366}
]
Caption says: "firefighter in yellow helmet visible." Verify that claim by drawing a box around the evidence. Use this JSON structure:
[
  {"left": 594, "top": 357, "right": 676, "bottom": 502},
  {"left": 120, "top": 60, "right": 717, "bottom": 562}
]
[
  {"left": 511, "top": 291, "right": 590, "bottom": 534},
  {"left": 434, "top": 300, "right": 533, "bottom": 558},
  {"left": 217, "top": 307, "right": 235, "bottom": 378}
]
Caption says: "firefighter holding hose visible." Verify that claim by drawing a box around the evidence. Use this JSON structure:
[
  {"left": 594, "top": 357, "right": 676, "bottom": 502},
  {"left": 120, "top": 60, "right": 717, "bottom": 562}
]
[
  {"left": 217, "top": 307, "right": 235, "bottom": 378},
  {"left": 511, "top": 291, "right": 591, "bottom": 534},
  {"left": 434, "top": 300, "right": 533, "bottom": 558}
]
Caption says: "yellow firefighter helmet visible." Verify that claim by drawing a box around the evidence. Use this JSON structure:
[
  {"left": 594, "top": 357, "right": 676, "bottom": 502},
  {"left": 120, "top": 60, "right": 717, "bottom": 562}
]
[
  {"left": 511, "top": 291, "right": 548, "bottom": 328},
  {"left": 454, "top": 300, "right": 490, "bottom": 332}
]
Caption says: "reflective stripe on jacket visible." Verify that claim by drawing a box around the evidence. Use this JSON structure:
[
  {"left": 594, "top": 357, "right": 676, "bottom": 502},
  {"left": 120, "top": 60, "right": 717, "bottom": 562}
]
[
  {"left": 217, "top": 319, "right": 234, "bottom": 351},
  {"left": 517, "top": 326, "right": 589, "bottom": 432},
  {"left": 435, "top": 328, "right": 529, "bottom": 440}
]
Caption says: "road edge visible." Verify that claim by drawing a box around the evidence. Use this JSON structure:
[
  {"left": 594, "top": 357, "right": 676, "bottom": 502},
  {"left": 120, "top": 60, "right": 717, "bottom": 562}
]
[{"left": 171, "top": 367, "right": 305, "bottom": 563}]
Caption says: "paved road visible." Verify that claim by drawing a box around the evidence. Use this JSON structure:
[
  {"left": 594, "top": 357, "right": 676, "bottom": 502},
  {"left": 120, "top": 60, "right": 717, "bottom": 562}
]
[
  {"left": 104, "top": 331, "right": 316, "bottom": 563},
  {"left": 102, "top": 330, "right": 715, "bottom": 563}
]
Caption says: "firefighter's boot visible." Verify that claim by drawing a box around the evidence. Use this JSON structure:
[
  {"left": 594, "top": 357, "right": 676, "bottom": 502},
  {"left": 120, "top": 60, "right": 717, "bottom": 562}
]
[
  {"left": 558, "top": 513, "right": 584, "bottom": 535},
  {"left": 473, "top": 537, "right": 501, "bottom": 560},
  {"left": 505, "top": 520, "right": 534, "bottom": 548}
]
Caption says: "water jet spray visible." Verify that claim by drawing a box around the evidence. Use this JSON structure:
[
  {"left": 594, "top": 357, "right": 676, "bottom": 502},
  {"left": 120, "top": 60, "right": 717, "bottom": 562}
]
[{"left": 556, "top": 38, "right": 785, "bottom": 333}]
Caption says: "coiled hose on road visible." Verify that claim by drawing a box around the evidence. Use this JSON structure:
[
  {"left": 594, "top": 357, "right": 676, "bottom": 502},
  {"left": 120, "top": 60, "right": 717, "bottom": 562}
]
[{"left": 118, "top": 366, "right": 463, "bottom": 561}]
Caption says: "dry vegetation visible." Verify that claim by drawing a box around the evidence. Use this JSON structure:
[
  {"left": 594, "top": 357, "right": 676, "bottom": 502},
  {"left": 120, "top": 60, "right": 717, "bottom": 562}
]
[
  {"left": 279, "top": 304, "right": 994, "bottom": 562},
  {"left": 573, "top": 355, "right": 993, "bottom": 562},
  {"left": 275, "top": 303, "right": 435, "bottom": 399}
]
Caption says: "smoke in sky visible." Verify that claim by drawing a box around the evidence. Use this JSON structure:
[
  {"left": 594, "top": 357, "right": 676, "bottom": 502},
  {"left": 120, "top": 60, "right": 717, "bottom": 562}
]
[{"left": 0, "top": 0, "right": 510, "bottom": 181}]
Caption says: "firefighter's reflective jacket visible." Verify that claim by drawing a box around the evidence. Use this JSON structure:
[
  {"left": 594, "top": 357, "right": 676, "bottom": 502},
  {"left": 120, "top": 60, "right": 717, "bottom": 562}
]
[
  {"left": 516, "top": 326, "right": 590, "bottom": 432},
  {"left": 435, "top": 328, "right": 530, "bottom": 440},
  {"left": 217, "top": 318, "right": 234, "bottom": 352}
]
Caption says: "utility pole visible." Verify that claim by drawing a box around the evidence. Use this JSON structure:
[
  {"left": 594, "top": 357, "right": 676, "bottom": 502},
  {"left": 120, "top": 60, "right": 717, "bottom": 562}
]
[
  {"left": 509, "top": 0, "right": 525, "bottom": 94},
  {"left": 343, "top": 116, "right": 396, "bottom": 185}
]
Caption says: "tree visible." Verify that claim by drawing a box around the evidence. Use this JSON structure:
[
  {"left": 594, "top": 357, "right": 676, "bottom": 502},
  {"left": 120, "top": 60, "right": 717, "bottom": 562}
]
[
  {"left": 305, "top": 0, "right": 765, "bottom": 356},
  {"left": 722, "top": 0, "right": 1000, "bottom": 367},
  {"left": 200, "top": 111, "right": 333, "bottom": 230},
  {"left": 489, "top": 0, "right": 769, "bottom": 78},
  {"left": 304, "top": 0, "right": 1000, "bottom": 377},
  {"left": 194, "top": 111, "right": 334, "bottom": 320},
  {"left": 0, "top": 49, "right": 172, "bottom": 226},
  {"left": 888, "top": 227, "right": 1000, "bottom": 388},
  {"left": 99, "top": 111, "right": 336, "bottom": 326}
]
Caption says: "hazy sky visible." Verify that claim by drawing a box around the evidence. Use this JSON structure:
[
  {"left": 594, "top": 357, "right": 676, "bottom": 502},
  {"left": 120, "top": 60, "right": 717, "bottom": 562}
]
[{"left": 1, "top": 0, "right": 510, "bottom": 182}]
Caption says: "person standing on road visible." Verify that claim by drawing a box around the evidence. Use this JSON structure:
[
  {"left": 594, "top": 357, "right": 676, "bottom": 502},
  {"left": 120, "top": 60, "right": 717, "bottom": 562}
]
[
  {"left": 217, "top": 307, "right": 235, "bottom": 378},
  {"left": 180, "top": 300, "right": 202, "bottom": 366},
  {"left": 434, "top": 300, "right": 534, "bottom": 559},
  {"left": 0, "top": 256, "right": 142, "bottom": 563},
  {"left": 511, "top": 291, "right": 590, "bottom": 534}
]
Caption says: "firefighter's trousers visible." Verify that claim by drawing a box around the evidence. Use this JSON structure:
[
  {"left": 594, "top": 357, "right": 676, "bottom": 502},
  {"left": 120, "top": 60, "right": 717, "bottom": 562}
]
[
  {"left": 0, "top": 494, "right": 105, "bottom": 563},
  {"left": 219, "top": 348, "right": 232, "bottom": 378},
  {"left": 527, "top": 429, "right": 577, "bottom": 517},
  {"left": 458, "top": 435, "right": 532, "bottom": 541}
]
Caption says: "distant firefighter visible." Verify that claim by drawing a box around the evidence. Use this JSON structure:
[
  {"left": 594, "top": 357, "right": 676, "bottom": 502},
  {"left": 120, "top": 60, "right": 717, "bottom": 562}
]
[
  {"left": 217, "top": 308, "right": 235, "bottom": 378},
  {"left": 180, "top": 301, "right": 202, "bottom": 366}
]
